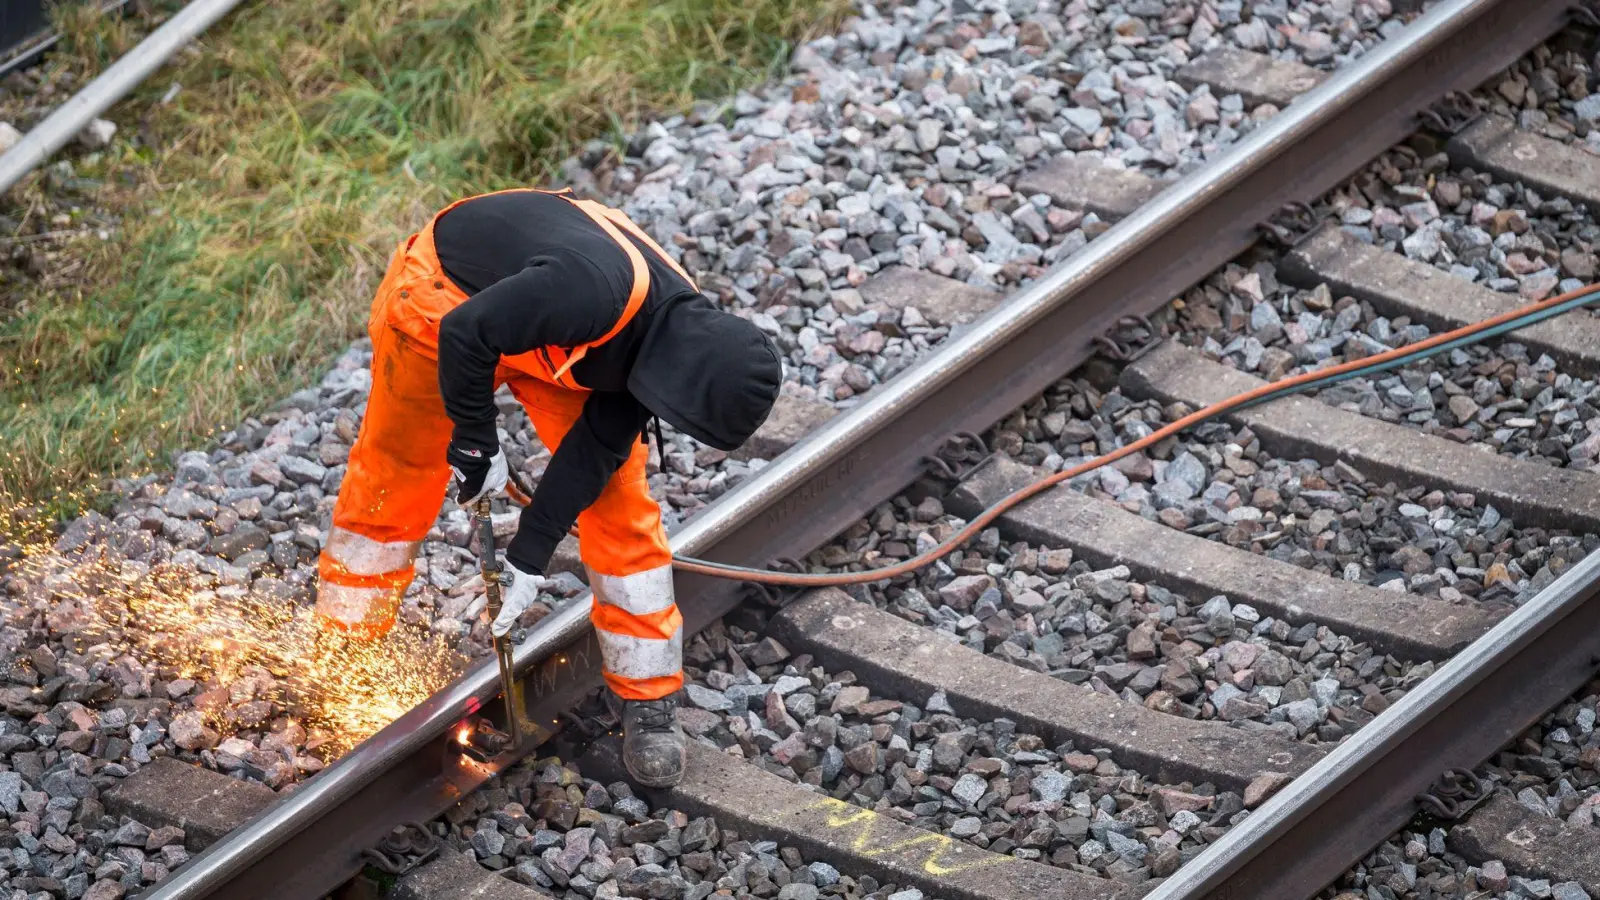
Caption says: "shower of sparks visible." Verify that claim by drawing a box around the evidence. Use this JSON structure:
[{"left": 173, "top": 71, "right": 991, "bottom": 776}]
[{"left": 2, "top": 504, "right": 469, "bottom": 757}]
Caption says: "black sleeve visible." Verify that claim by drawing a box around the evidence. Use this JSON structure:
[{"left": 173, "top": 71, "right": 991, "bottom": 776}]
[
  {"left": 506, "top": 392, "right": 652, "bottom": 574},
  {"left": 436, "top": 256, "right": 617, "bottom": 451}
]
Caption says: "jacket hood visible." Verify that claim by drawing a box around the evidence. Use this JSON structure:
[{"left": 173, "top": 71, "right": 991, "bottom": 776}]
[{"left": 629, "top": 295, "right": 782, "bottom": 451}]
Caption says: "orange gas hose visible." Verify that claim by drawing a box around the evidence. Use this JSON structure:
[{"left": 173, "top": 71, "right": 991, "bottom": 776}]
[{"left": 668, "top": 280, "right": 1600, "bottom": 586}]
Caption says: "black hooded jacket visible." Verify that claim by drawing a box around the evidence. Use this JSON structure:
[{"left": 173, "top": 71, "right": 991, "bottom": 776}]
[{"left": 433, "top": 191, "right": 781, "bottom": 574}]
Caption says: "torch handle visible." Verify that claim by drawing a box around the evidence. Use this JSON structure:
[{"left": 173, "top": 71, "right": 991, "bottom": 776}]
[{"left": 474, "top": 498, "right": 522, "bottom": 745}]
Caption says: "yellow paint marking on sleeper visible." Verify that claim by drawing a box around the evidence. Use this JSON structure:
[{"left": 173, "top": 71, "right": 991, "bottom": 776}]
[{"left": 810, "top": 798, "right": 1016, "bottom": 876}]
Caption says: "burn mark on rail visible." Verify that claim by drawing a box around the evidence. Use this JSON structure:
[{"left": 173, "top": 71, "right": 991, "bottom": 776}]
[
  {"left": 525, "top": 633, "right": 599, "bottom": 701},
  {"left": 809, "top": 797, "right": 1014, "bottom": 876}
]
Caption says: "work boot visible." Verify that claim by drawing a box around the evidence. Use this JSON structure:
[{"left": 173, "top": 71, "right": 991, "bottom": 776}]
[{"left": 621, "top": 695, "right": 686, "bottom": 788}]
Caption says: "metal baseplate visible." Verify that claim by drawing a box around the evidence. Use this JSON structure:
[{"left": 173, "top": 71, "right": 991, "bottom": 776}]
[
  {"left": 744, "top": 557, "right": 811, "bottom": 609},
  {"left": 361, "top": 822, "right": 439, "bottom": 877},
  {"left": 1417, "top": 91, "right": 1483, "bottom": 135},
  {"left": 1415, "top": 767, "right": 1489, "bottom": 821},
  {"left": 920, "top": 432, "right": 993, "bottom": 487}
]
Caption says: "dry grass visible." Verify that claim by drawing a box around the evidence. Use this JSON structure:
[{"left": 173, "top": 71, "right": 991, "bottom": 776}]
[{"left": 0, "top": 0, "right": 847, "bottom": 506}]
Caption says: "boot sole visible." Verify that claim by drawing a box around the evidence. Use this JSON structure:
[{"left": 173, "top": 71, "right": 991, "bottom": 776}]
[{"left": 624, "top": 747, "right": 689, "bottom": 789}]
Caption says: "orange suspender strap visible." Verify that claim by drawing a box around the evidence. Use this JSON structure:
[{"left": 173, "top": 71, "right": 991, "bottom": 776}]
[
  {"left": 424, "top": 188, "right": 682, "bottom": 389},
  {"left": 599, "top": 208, "right": 700, "bottom": 292},
  {"left": 547, "top": 198, "right": 651, "bottom": 387}
]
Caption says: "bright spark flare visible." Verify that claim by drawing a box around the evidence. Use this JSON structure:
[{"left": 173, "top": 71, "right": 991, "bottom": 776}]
[{"left": 2, "top": 502, "right": 467, "bottom": 760}]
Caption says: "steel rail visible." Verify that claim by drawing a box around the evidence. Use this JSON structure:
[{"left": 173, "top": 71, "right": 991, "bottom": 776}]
[
  {"left": 140, "top": 0, "right": 1578, "bottom": 896},
  {"left": 1145, "top": 550, "right": 1600, "bottom": 900},
  {"left": 0, "top": 1, "right": 53, "bottom": 74},
  {"left": 0, "top": 0, "right": 245, "bottom": 196},
  {"left": 0, "top": 1, "right": 139, "bottom": 82},
  {"left": 2, "top": 29, "right": 67, "bottom": 82}
]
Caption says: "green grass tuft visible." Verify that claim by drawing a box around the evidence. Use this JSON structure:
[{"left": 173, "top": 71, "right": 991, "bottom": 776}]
[{"left": 1, "top": 0, "right": 846, "bottom": 503}]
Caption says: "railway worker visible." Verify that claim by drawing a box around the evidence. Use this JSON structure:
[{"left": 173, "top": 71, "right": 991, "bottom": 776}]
[{"left": 312, "top": 187, "right": 782, "bottom": 787}]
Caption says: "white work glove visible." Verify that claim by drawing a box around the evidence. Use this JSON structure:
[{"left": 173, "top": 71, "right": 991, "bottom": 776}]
[
  {"left": 447, "top": 442, "right": 509, "bottom": 505},
  {"left": 492, "top": 563, "right": 547, "bottom": 637}
]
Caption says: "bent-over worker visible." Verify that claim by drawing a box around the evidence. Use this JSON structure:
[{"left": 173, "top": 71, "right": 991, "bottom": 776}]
[{"left": 313, "top": 188, "right": 781, "bottom": 787}]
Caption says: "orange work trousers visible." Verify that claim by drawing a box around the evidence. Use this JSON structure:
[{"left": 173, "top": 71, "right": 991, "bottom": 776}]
[{"left": 315, "top": 217, "right": 682, "bottom": 701}]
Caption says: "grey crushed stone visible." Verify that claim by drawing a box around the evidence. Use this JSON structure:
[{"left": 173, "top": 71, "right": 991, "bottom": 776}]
[
  {"left": 543, "top": 0, "right": 1420, "bottom": 432},
  {"left": 433, "top": 751, "right": 914, "bottom": 900},
  {"left": 1318, "top": 683, "right": 1600, "bottom": 897},
  {"left": 1177, "top": 255, "right": 1600, "bottom": 474},
  {"left": 1478, "top": 39, "right": 1600, "bottom": 152},
  {"left": 803, "top": 496, "right": 1431, "bottom": 744},
  {"left": 681, "top": 615, "right": 1250, "bottom": 886},
  {"left": 976, "top": 373, "right": 1596, "bottom": 606}
]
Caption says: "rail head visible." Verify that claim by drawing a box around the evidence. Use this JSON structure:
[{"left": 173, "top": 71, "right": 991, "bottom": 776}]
[{"left": 0, "top": 0, "right": 248, "bottom": 196}]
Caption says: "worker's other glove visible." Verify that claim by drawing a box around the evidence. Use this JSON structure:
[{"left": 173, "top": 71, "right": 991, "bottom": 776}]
[
  {"left": 447, "top": 440, "right": 508, "bottom": 505},
  {"left": 493, "top": 563, "right": 547, "bottom": 637}
]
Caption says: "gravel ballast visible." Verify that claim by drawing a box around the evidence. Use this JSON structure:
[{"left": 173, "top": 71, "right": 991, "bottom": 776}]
[
  {"left": 433, "top": 750, "right": 912, "bottom": 900},
  {"left": 1318, "top": 682, "right": 1600, "bottom": 899},
  {"left": 802, "top": 496, "right": 1433, "bottom": 745},
  {"left": 971, "top": 373, "right": 1598, "bottom": 605},
  {"left": 676, "top": 615, "right": 1286, "bottom": 887}
]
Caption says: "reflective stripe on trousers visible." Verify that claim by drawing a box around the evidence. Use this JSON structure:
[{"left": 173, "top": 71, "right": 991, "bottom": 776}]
[
  {"left": 315, "top": 526, "right": 419, "bottom": 638},
  {"left": 313, "top": 318, "right": 452, "bottom": 641},
  {"left": 589, "top": 563, "right": 683, "bottom": 700}
]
